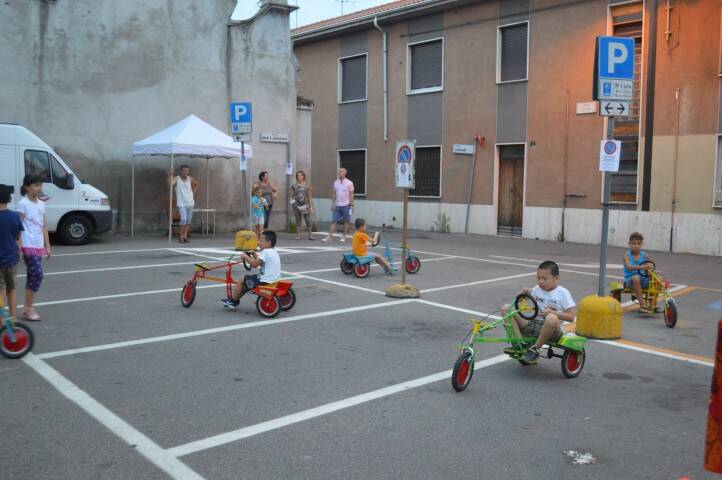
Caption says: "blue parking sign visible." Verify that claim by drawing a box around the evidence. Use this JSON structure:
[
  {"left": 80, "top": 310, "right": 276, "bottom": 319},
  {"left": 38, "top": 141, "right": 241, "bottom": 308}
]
[
  {"left": 230, "top": 102, "right": 252, "bottom": 123},
  {"left": 598, "top": 37, "right": 634, "bottom": 80}
]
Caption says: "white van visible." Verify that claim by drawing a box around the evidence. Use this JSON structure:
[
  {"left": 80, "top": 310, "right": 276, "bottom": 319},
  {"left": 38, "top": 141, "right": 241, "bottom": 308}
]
[{"left": 0, "top": 124, "right": 112, "bottom": 245}]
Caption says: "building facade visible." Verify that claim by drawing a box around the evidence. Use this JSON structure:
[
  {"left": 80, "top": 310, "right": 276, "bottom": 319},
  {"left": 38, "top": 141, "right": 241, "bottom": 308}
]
[
  {"left": 1, "top": 0, "right": 304, "bottom": 233},
  {"left": 293, "top": 0, "right": 722, "bottom": 256}
]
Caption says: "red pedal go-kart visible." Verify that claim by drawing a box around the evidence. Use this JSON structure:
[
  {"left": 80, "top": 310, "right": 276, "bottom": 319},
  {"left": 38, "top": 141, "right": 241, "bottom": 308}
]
[{"left": 180, "top": 258, "right": 295, "bottom": 318}]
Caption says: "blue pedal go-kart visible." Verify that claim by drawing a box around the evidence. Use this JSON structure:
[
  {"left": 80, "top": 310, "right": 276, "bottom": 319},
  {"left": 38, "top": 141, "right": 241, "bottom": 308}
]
[{"left": 340, "top": 234, "right": 421, "bottom": 278}]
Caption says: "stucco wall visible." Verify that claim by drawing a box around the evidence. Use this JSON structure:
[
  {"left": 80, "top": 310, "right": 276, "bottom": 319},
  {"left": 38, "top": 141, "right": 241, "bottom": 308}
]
[{"left": 0, "top": 0, "right": 298, "bottom": 233}]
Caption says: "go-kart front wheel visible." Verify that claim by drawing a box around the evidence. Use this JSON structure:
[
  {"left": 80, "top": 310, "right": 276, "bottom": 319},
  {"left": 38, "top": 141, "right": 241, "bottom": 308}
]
[
  {"left": 340, "top": 258, "right": 354, "bottom": 275},
  {"left": 561, "top": 349, "right": 585, "bottom": 378},
  {"left": 354, "top": 263, "right": 370, "bottom": 278},
  {"left": 0, "top": 322, "right": 34, "bottom": 359},
  {"left": 279, "top": 288, "right": 296, "bottom": 311},
  {"left": 405, "top": 256, "right": 421, "bottom": 274},
  {"left": 451, "top": 351, "right": 475, "bottom": 392},
  {"left": 664, "top": 299, "right": 678, "bottom": 328},
  {"left": 256, "top": 295, "right": 281, "bottom": 318},
  {"left": 180, "top": 281, "right": 197, "bottom": 308}
]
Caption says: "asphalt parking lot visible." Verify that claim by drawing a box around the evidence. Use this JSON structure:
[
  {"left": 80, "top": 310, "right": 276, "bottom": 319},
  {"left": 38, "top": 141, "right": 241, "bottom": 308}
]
[{"left": 1, "top": 229, "right": 720, "bottom": 479}]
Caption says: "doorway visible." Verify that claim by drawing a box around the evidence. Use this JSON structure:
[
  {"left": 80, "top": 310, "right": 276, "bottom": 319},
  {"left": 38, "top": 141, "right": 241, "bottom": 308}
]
[{"left": 497, "top": 144, "right": 525, "bottom": 237}]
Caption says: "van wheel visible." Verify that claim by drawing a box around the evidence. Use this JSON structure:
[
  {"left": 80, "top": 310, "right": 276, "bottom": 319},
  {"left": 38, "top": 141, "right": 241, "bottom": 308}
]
[{"left": 59, "top": 215, "right": 92, "bottom": 245}]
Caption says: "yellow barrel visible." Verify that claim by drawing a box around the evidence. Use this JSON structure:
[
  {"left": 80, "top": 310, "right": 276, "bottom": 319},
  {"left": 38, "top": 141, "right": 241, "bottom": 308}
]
[
  {"left": 234, "top": 230, "right": 257, "bottom": 251},
  {"left": 576, "top": 294, "right": 623, "bottom": 339}
]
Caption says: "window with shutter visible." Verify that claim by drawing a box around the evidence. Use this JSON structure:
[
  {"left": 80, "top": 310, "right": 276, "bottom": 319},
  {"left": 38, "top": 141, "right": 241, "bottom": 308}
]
[
  {"left": 408, "top": 39, "right": 443, "bottom": 93},
  {"left": 497, "top": 22, "right": 528, "bottom": 83},
  {"left": 339, "top": 54, "right": 367, "bottom": 103},
  {"left": 338, "top": 150, "right": 366, "bottom": 196},
  {"left": 410, "top": 146, "right": 441, "bottom": 197}
]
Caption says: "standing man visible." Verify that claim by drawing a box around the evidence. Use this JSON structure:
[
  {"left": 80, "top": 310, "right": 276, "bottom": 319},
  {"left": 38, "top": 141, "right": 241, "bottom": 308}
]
[
  {"left": 170, "top": 165, "right": 198, "bottom": 243},
  {"left": 323, "top": 168, "right": 354, "bottom": 243}
]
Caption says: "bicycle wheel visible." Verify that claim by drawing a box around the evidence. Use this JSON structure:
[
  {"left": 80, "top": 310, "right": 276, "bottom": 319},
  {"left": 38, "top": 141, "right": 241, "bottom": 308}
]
[
  {"left": 405, "top": 256, "right": 421, "bottom": 274},
  {"left": 256, "top": 295, "right": 281, "bottom": 318},
  {"left": 451, "top": 351, "right": 475, "bottom": 392},
  {"left": 180, "top": 281, "right": 197, "bottom": 308},
  {"left": 664, "top": 299, "right": 678, "bottom": 328},
  {"left": 354, "top": 263, "right": 370, "bottom": 278},
  {"left": 280, "top": 288, "right": 296, "bottom": 311},
  {"left": 0, "top": 322, "right": 34, "bottom": 359},
  {"left": 561, "top": 349, "right": 585, "bottom": 378},
  {"left": 340, "top": 258, "right": 354, "bottom": 275}
]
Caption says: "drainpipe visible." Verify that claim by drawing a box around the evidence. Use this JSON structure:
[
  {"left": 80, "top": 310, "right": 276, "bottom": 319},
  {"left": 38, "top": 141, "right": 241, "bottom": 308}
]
[
  {"left": 373, "top": 16, "right": 388, "bottom": 141},
  {"left": 669, "top": 87, "right": 680, "bottom": 252},
  {"left": 641, "top": 0, "right": 659, "bottom": 211},
  {"left": 561, "top": 90, "right": 569, "bottom": 242}
]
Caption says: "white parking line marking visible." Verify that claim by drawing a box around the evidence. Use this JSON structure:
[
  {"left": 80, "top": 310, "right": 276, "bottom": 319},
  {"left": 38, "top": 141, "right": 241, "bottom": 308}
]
[
  {"left": 287, "top": 255, "right": 456, "bottom": 275},
  {"left": 595, "top": 340, "right": 713, "bottom": 367},
  {"left": 420, "top": 272, "right": 537, "bottom": 293},
  {"left": 284, "top": 271, "right": 385, "bottom": 295},
  {"left": 167, "top": 354, "right": 509, "bottom": 457},
  {"left": 53, "top": 247, "right": 182, "bottom": 257},
  {"left": 490, "top": 255, "right": 624, "bottom": 270},
  {"left": 23, "top": 354, "right": 204, "bottom": 480},
  {"left": 18, "top": 261, "right": 199, "bottom": 278},
  {"left": 37, "top": 299, "right": 414, "bottom": 359}
]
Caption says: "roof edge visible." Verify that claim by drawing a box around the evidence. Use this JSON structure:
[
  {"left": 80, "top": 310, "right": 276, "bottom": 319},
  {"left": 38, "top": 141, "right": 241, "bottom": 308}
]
[
  {"left": 291, "top": 0, "right": 460, "bottom": 43},
  {"left": 229, "top": 1, "right": 299, "bottom": 27}
]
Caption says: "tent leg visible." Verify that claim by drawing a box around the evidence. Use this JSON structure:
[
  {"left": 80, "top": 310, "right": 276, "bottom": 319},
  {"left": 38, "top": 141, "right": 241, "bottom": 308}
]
[
  {"left": 206, "top": 156, "right": 210, "bottom": 236},
  {"left": 169, "top": 154, "right": 174, "bottom": 244},
  {"left": 131, "top": 156, "right": 135, "bottom": 237}
]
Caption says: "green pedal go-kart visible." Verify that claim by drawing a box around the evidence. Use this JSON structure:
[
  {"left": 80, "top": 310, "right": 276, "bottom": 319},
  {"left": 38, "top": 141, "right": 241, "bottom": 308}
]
[{"left": 451, "top": 293, "right": 587, "bottom": 392}]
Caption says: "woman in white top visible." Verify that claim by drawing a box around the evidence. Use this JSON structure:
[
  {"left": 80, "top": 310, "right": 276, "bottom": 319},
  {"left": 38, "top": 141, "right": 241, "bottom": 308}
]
[
  {"left": 170, "top": 165, "right": 198, "bottom": 243},
  {"left": 17, "top": 174, "right": 51, "bottom": 321}
]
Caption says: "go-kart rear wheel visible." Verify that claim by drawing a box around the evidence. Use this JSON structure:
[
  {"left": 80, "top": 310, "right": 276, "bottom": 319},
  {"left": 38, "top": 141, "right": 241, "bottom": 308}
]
[
  {"left": 0, "top": 322, "right": 34, "bottom": 359},
  {"left": 664, "top": 299, "right": 678, "bottom": 328},
  {"left": 514, "top": 293, "right": 539, "bottom": 320},
  {"left": 405, "top": 256, "right": 421, "bottom": 274},
  {"left": 451, "top": 351, "right": 475, "bottom": 392},
  {"left": 561, "top": 349, "right": 585, "bottom": 378},
  {"left": 180, "top": 281, "right": 197, "bottom": 308},
  {"left": 280, "top": 288, "right": 296, "bottom": 311},
  {"left": 256, "top": 295, "right": 281, "bottom": 318},
  {"left": 340, "top": 258, "right": 354, "bottom": 275},
  {"left": 354, "top": 263, "right": 370, "bottom": 278}
]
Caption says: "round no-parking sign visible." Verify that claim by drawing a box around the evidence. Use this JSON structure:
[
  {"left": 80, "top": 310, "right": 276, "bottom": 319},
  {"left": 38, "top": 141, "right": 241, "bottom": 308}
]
[{"left": 395, "top": 141, "right": 415, "bottom": 189}]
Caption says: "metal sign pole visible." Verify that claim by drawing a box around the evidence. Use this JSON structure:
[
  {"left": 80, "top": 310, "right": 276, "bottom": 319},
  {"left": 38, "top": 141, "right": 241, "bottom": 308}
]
[
  {"left": 241, "top": 141, "right": 248, "bottom": 229},
  {"left": 598, "top": 117, "right": 614, "bottom": 296},
  {"left": 401, "top": 189, "right": 408, "bottom": 285}
]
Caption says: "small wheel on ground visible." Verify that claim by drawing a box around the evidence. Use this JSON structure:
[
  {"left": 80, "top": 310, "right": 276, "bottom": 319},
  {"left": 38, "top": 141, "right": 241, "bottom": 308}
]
[
  {"left": 280, "top": 288, "right": 296, "bottom": 311},
  {"left": 354, "top": 263, "right": 370, "bottom": 278},
  {"left": 59, "top": 214, "right": 93, "bottom": 245},
  {"left": 561, "top": 349, "right": 585, "bottom": 378},
  {"left": 256, "top": 295, "right": 281, "bottom": 318},
  {"left": 0, "top": 323, "right": 34, "bottom": 359},
  {"left": 514, "top": 293, "right": 539, "bottom": 320},
  {"left": 451, "top": 351, "right": 475, "bottom": 392},
  {"left": 405, "top": 256, "right": 421, "bottom": 274},
  {"left": 664, "top": 299, "right": 678, "bottom": 328},
  {"left": 180, "top": 281, "right": 197, "bottom": 307},
  {"left": 340, "top": 258, "right": 354, "bottom": 275}
]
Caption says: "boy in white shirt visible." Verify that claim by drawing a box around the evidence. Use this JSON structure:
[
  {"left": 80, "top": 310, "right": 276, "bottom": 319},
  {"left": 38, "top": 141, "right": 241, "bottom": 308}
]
[
  {"left": 221, "top": 230, "right": 281, "bottom": 308},
  {"left": 504, "top": 261, "right": 576, "bottom": 365}
]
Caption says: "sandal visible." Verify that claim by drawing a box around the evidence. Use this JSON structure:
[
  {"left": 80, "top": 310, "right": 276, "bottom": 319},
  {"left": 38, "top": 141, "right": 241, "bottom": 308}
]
[
  {"left": 638, "top": 307, "right": 650, "bottom": 314},
  {"left": 23, "top": 309, "right": 41, "bottom": 321}
]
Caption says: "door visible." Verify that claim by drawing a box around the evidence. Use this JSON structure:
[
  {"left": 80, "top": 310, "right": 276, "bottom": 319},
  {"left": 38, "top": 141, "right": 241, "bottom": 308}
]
[
  {"left": 23, "top": 148, "right": 78, "bottom": 230},
  {"left": 0, "top": 146, "right": 17, "bottom": 209},
  {"left": 497, "top": 145, "right": 524, "bottom": 236}
]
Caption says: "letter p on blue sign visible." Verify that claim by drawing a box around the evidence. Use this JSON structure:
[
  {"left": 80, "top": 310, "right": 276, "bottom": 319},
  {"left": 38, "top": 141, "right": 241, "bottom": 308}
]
[{"left": 598, "top": 37, "right": 634, "bottom": 80}]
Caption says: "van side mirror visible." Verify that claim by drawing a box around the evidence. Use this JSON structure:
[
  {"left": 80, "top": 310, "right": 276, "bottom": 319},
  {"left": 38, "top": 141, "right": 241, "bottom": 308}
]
[{"left": 64, "top": 174, "right": 75, "bottom": 189}]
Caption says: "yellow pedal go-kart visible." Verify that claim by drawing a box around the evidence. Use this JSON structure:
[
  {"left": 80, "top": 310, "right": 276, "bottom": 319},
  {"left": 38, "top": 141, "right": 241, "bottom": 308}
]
[{"left": 609, "top": 260, "right": 677, "bottom": 328}]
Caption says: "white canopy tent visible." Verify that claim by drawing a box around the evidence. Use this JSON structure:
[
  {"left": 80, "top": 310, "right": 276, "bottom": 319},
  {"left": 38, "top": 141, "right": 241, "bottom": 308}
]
[{"left": 131, "top": 115, "right": 252, "bottom": 242}]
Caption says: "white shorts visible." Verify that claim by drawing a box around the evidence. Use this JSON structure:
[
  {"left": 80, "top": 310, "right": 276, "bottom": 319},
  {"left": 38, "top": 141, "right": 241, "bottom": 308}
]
[
  {"left": 252, "top": 216, "right": 264, "bottom": 226},
  {"left": 178, "top": 206, "right": 194, "bottom": 225}
]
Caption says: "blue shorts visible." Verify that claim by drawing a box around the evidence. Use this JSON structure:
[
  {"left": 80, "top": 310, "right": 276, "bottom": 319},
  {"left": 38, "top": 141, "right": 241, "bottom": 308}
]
[
  {"left": 178, "top": 206, "right": 194, "bottom": 225},
  {"left": 624, "top": 275, "right": 650, "bottom": 289},
  {"left": 332, "top": 205, "right": 351, "bottom": 223},
  {"left": 243, "top": 274, "right": 267, "bottom": 290}
]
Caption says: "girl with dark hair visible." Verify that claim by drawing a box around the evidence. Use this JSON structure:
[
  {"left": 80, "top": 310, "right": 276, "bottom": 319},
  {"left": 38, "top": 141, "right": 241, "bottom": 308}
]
[
  {"left": 289, "top": 170, "right": 314, "bottom": 240},
  {"left": 17, "top": 174, "right": 50, "bottom": 321},
  {"left": 258, "top": 171, "right": 278, "bottom": 229}
]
